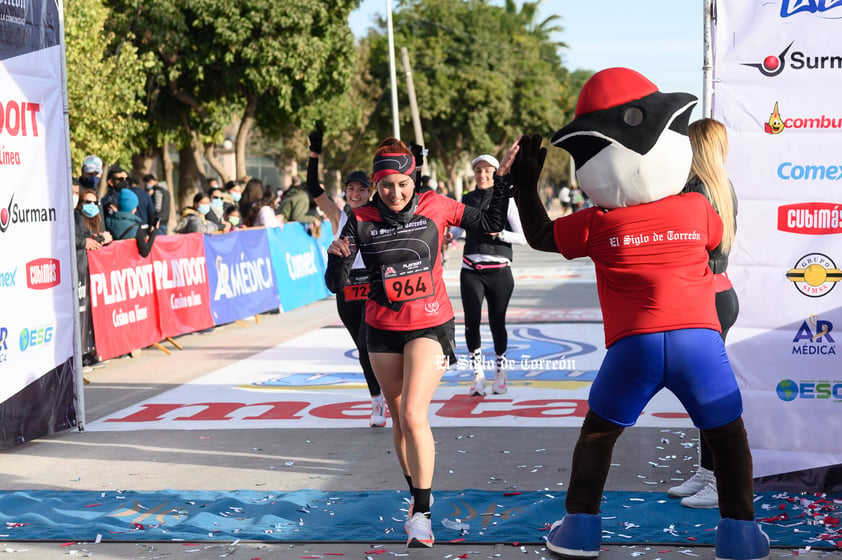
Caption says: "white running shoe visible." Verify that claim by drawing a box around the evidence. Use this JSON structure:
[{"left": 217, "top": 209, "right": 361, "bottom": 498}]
[
  {"left": 405, "top": 512, "right": 434, "bottom": 548},
  {"left": 667, "top": 466, "right": 714, "bottom": 498},
  {"left": 469, "top": 373, "right": 486, "bottom": 396},
  {"left": 370, "top": 396, "right": 387, "bottom": 428},
  {"left": 681, "top": 480, "right": 719, "bottom": 508},
  {"left": 492, "top": 366, "right": 507, "bottom": 394}
]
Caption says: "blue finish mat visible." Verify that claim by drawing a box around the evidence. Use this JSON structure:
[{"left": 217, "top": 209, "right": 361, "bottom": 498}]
[{"left": 0, "top": 489, "right": 838, "bottom": 548}]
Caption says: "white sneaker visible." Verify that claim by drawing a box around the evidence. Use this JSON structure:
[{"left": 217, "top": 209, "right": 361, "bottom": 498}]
[
  {"left": 492, "top": 367, "right": 507, "bottom": 394},
  {"left": 370, "top": 396, "right": 387, "bottom": 428},
  {"left": 405, "top": 512, "right": 434, "bottom": 548},
  {"left": 681, "top": 480, "right": 719, "bottom": 508},
  {"left": 469, "top": 374, "right": 486, "bottom": 396},
  {"left": 667, "top": 466, "right": 714, "bottom": 498}
]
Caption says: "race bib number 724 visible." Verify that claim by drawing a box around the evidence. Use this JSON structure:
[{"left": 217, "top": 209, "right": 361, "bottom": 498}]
[{"left": 381, "top": 258, "right": 434, "bottom": 303}]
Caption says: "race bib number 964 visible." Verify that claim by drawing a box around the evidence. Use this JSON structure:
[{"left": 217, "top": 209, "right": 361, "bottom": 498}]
[{"left": 382, "top": 258, "right": 434, "bottom": 303}]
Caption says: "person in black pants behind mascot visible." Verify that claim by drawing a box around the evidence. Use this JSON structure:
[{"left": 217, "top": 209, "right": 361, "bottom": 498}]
[
  {"left": 509, "top": 68, "right": 768, "bottom": 560},
  {"left": 458, "top": 153, "right": 526, "bottom": 396},
  {"left": 667, "top": 117, "right": 739, "bottom": 509},
  {"left": 306, "top": 123, "right": 388, "bottom": 427}
]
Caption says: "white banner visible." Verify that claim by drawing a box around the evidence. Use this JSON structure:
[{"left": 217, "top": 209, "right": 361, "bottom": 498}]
[
  {"left": 712, "top": 0, "right": 842, "bottom": 478},
  {"left": 0, "top": 4, "right": 76, "bottom": 401}
]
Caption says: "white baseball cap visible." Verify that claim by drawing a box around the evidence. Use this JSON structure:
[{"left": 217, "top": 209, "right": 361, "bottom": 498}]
[{"left": 471, "top": 154, "right": 499, "bottom": 169}]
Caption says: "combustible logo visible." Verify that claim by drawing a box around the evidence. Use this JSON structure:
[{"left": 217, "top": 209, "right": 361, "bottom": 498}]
[
  {"left": 743, "top": 42, "right": 842, "bottom": 77},
  {"left": 763, "top": 102, "right": 842, "bottom": 135},
  {"left": 26, "top": 258, "right": 60, "bottom": 289},
  {"left": 792, "top": 314, "right": 836, "bottom": 356},
  {"left": 785, "top": 253, "right": 841, "bottom": 297},
  {"left": 776, "top": 379, "right": 842, "bottom": 402},
  {"left": 778, "top": 203, "right": 842, "bottom": 234}
]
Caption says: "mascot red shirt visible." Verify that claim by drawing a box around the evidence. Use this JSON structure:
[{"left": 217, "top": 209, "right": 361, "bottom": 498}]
[{"left": 509, "top": 67, "right": 770, "bottom": 560}]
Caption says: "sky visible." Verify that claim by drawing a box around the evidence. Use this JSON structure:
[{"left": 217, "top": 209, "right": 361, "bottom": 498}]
[{"left": 348, "top": 0, "right": 706, "bottom": 120}]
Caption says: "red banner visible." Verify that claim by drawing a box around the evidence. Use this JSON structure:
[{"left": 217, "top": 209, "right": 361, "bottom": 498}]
[
  {"left": 150, "top": 234, "right": 213, "bottom": 338},
  {"left": 87, "top": 240, "right": 162, "bottom": 361}
]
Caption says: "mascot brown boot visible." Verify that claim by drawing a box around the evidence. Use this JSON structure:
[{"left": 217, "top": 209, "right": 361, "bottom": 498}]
[
  {"left": 702, "top": 417, "right": 770, "bottom": 560},
  {"left": 546, "top": 410, "right": 624, "bottom": 558}
]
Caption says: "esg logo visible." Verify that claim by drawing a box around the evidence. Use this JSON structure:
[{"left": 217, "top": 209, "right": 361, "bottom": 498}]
[
  {"left": 19, "top": 326, "right": 54, "bottom": 351},
  {"left": 776, "top": 378, "right": 842, "bottom": 401}
]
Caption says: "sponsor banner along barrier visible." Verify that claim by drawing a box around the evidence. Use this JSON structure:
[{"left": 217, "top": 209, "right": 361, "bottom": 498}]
[
  {"left": 204, "top": 228, "right": 280, "bottom": 325},
  {"left": 713, "top": 1, "right": 842, "bottom": 483},
  {"left": 87, "top": 225, "right": 332, "bottom": 361},
  {"left": 267, "top": 223, "right": 332, "bottom": 312},
  {"left": 150, "top": 233, "right": 214, "bottom": 339},
  {"left": 0, "top": 0, "right": 79, "bottom": 448}
]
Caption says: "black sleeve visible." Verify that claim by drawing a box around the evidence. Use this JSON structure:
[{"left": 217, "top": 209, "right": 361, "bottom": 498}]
[
  {"left": 324, "top": 214, "right": 357, "bottom": 294},
  {"left": 458, "top": 174, "right": 510, "bottom": 233},
  {"left": 135, "top": 224, "right": 157, "bottom": 258},
  {"left": 74, "top": 211, "right": 88, "bottom": 250},
  {"left": 306, "top": 156, "right": 324, "bottom": 198},
  {"left": 512, "top": 177, "right": 558, "bottom": 253}
]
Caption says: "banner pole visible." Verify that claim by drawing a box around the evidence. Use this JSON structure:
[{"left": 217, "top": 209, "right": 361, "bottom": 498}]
[{"left": 702, "top": 0, "right": 715, "bottom": 118}]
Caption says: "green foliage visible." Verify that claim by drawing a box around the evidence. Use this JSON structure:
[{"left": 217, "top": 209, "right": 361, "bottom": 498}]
[
  {"left": 360, "top": 0, "right": 577, "bottom": 184},
  {"left": 104, "top": 0, "right": 362, "bottom": 179},
  {"left": 64, "top": 0, "right": 149, "bottom": 172}
]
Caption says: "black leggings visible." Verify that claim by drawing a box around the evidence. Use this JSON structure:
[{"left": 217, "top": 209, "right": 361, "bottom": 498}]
[
  {"left": 460, "top": 266, "right": 514, "bottom": 355},
  {"left": 699, "top": 286, "right": 740, "bottom": 470},
  {"left": 336, "top": 294, "right": 380, "bottom": 397}
]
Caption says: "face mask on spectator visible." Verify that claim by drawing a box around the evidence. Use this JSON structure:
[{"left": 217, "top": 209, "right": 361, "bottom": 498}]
[
  {"left": 228, "top": 216, "right": 240, "bottom": 226},
  {"left": 114, "top": 179, "right": 129, "bottom": 191},
  {"left": 198, "top": 203, "right": 211, "bottom": 215},
  {"left": 79, "top": 175, "right": 100, "bottom": 189},
  {"left": 82, "top": 203, "right": 100, "bottom": 218},
  {"left": 231, "top": 192, "right": 242, "bottom": 202},
  {"left": 211, "top": 197, "right": 224, "bottom": 210},
  {"left": 72, "top": 194, "right": 79, "bottom": 207}
]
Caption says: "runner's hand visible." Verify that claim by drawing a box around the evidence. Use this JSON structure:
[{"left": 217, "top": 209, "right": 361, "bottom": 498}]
[
  {"left": 309, "top": 121, "right": 323, "bottom": 155},
  {"left": 327, "top": 237, "right": 351, "bottom": 257},
  {"left": 510, "top": 133, "right": 546, "bottom": 190}
]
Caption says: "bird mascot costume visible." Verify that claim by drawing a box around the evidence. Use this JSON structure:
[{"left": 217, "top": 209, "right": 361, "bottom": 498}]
[{"left": 508, "top": 67, "right": 769, "bottom": 560}]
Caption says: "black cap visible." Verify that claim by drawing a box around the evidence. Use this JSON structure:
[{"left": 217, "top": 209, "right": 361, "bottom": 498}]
[{"left": 344, "top": 170, "right": 370, "bottom": 187}]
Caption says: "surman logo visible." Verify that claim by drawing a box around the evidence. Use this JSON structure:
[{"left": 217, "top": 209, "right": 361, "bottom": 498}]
[{"left": 744, "top": 43, "right": 793, "bottom": 77}]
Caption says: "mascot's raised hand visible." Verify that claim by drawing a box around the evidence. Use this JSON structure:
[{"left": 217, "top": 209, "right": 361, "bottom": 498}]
[{"left": 509, "top": 133, "right": 547, "bottom": 195}]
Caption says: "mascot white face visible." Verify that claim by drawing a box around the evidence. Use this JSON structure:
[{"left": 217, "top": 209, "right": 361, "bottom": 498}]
[{"left": 552, "top": 67, "right": 698, "bottom": 209}]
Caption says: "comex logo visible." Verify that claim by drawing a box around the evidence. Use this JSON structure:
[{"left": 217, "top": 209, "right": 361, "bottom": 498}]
[
  {"left": 776, "top": 378, "right": 842, "bottom": 401},
  {"left": 792, "top": 314, "right": 836, "bottom": 355},
  {"left": 786, "top": 253, "right": 842, "bottom": 297}
]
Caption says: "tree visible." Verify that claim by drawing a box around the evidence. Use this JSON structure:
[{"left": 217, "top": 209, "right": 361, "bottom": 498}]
[
  {"left": 106, "top": 0, "right": 362, "bottom": 199},
  {"left": 361, "top": 0, "right": 577, "bottom": 191},
  {"left": 64, "top": 0, "right": 149, "bottom": 180}
]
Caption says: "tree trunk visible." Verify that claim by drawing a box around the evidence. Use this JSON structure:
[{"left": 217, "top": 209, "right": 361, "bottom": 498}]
[
  {"left": 177, "top": 143, "right": 203, "bottom": 209},
  {"left": 161, "top": 141, "right": 177, "bottom": 231},
  {"left": 235, "top": 93, "right": 258, "bottom": 181}
]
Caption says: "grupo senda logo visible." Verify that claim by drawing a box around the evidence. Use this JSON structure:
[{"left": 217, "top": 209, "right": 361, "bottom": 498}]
[
  {"left": 785, "top": 253, "right": 842, "bottom": 297},
  {"left": 776, "top": 378, "right": 842, "bottom": 401}
]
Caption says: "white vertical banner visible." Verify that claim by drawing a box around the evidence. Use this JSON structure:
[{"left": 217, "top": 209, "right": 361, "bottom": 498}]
[
  {"left": 0, "top": 0, "right": 78, "bottom": 444},
  {"left": 712, "top": 1, "right": 842, "bottom": 479}
]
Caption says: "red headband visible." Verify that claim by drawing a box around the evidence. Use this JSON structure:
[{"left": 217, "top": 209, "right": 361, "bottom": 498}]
[{"left": 372, "top": 153, "right": 416, "bottom": 184}]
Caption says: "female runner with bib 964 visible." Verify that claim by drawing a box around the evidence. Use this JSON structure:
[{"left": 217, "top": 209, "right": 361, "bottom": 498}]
[{"left": 326, "top": 137, "right": 517, "bottom": 548}]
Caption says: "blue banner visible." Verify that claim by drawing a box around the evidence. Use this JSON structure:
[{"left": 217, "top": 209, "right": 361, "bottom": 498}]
[
  {"left": 204, "top": 229, "right": 280, "bottom": 325},
  {"left": 267, "top": 224, "right": 331, "bottom": 312}
]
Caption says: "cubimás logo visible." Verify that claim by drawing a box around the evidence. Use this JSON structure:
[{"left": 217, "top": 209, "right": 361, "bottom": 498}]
[
  {"left": 19, "top": 325, "right": 54, "bottom": 351},
  {"left": 743, "top": 42, "right": 842, "bottom": 77},
  {"left": 786, "top": 253, "right": 842, "bottom": 296},
  {"left": 776, "top": 378, "right": 842, "bottom": 401},
  {"left": 777, "top": 203, "right": 842, "bottom": 235},
  {"left": 26, "top": 258, "right": 60, "bottom": 289},
  {"left": 763, "top": 101, "right": 842, "bottom": 135},
  {"left": 792, "top": 314, "right": 835, "bottom": 356}
]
